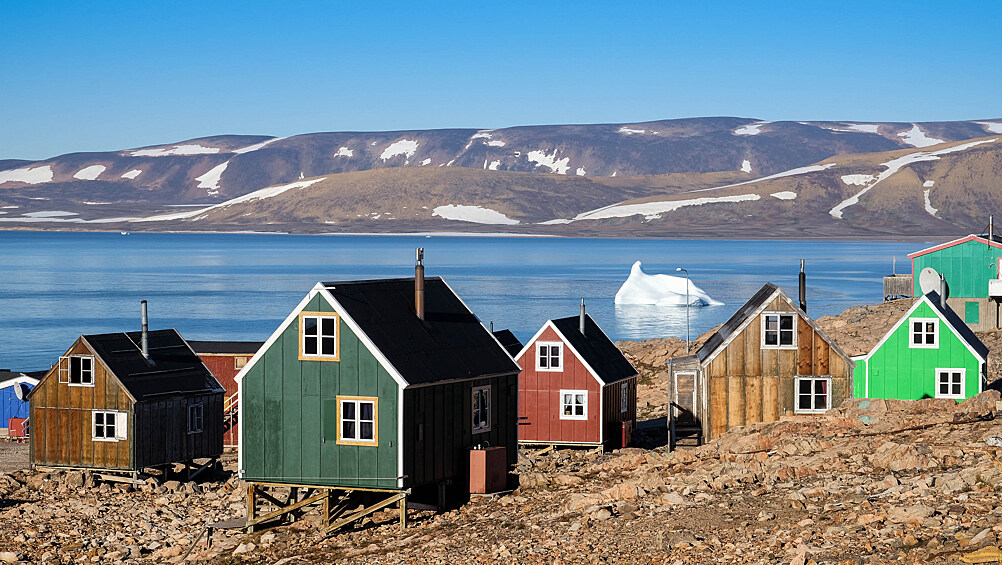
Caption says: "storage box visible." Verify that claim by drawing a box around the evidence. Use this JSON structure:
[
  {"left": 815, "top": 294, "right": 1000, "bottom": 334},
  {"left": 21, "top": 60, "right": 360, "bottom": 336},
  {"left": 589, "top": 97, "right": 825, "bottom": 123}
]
[{"left": 469, "top": 447, "right": 506, "bottom": 494}]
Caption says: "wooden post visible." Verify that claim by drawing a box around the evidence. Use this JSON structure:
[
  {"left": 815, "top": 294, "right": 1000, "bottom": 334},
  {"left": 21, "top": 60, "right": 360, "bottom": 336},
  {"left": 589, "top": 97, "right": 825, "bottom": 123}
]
[
  {"left": 246, "top": 484, "right": 257, "bottom": 532},
  {"left": 399, "top": 494, "right": 407, "bottom": 530}
]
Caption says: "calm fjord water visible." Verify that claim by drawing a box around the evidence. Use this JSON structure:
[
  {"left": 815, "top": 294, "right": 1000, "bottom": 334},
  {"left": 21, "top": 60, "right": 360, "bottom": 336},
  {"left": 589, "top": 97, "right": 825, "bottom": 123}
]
[{"left": 0, "top": 231, "right": 922, "bottom": 370}]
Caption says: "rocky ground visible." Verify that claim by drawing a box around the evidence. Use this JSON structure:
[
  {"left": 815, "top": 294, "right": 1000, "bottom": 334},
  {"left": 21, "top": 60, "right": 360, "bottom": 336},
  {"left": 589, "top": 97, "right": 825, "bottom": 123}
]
[{"left": 4, "top": 298, "right": 1002, "bottom": 563}]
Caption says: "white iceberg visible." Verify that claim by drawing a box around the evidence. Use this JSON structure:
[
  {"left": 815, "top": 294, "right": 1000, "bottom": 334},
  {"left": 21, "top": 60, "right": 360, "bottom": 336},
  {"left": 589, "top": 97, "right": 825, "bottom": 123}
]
[{"left": 614, "top": 261, "right": 722, "bottom": 306}]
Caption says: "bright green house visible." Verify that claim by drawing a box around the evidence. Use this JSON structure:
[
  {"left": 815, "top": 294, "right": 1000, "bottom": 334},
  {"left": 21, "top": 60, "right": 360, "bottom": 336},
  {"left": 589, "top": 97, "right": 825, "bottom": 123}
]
[
  {"left": 853, "top": 292, "right": 988, "bottom": 401},
  {"left": 236, "top": 275, "right": 520, "bottom": 501},
  {"left": 909, "top": 233, "right": 1002, "bottom": 331}
]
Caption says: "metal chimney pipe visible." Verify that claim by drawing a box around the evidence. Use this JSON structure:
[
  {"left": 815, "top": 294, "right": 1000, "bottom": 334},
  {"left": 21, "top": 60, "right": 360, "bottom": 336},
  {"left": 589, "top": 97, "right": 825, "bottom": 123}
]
[
  {"left": 991, "top": 215, "right": 994, "bottom": 240},
  {"left": 579, "top": 299, "right": 586, "bottom": 336},
  {"left": 799, "top": 260, "right": 807, "bottom": 313},
  {"left": 140, "top": 300, "right": 149, "bottom": 359},
  {"left": 415, "top": 248, "right": 425, "bottom": 321},
  {"left": 939, "top": 275, "right": 947, "bottom": 308}
]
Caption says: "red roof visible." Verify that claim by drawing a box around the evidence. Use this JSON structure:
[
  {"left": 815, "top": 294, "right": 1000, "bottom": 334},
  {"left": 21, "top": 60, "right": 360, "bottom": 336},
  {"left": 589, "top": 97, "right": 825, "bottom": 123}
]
[{"left": 907, "top": 235, "right": 1002, "bottom": 259}]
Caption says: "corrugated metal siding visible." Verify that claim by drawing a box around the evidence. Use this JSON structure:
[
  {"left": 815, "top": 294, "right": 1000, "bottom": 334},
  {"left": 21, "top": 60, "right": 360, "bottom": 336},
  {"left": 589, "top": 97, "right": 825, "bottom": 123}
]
[
  {"left": 516, "top": 326, "right": 602, "bottom": 444},
  {"left": 862, "top": 301, "right": 982, "bottom": 400},
  {"left": 402, "top": 374, "right": 518, "bottom": 489},
  {"left": 30, "top": 339, "right": 133, "bottom": 470},
  {"left": 241, "top": 294, "right": 399, "bottom": 489}
]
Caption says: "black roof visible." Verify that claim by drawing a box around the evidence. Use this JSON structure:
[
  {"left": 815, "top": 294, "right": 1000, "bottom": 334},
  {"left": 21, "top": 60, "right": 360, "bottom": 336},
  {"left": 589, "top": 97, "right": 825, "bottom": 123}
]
[
  {"left": 0, "top": 369, "right": 47, "bottom": 382},
  {"left": 84, "top": 329, "right": 224, "bottom": 401},
  {"left": 187, "top": 340, "right": 265, "bottom": 355},
  {"left": 323, "top": 277, "right": 520, "bottom": 386},
  {"left": 927, "top": 291, "right": 990, "bottom": 359},
  {"left": 492, "top": 329, "right": 523, "bottom": 359},
  {"left": 697, "top": 283, "right": 779, "bottom": 363},
  {"left": 550, "top": 314, "right": 637, "bottom": 385}
]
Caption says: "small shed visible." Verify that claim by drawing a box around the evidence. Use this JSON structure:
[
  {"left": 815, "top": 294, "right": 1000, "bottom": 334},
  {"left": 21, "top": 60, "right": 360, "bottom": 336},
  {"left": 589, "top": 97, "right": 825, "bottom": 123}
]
[
  {"left": 27, "top": 326, "right": 225, "bottom": 476},
  {"left": 236, "top": 262, "right": 520, "bottom": 532},
  {"left": 188, "top": 340, "right": 264, "bottom": 447},
  {"left": 668, "top": 283, "right": 854, "bottom": 445},
  {"left": 853, "top": 291, "right": 988, "bottom": 400},
  {"left": 908, "top": 233, "right": 1002, "bottom": 330},
  {"left": 514, "top": 307, "right": 638, "bottom": 449},
  {"left": 0, "top": 370, "right": 42, "bottom": 438}
]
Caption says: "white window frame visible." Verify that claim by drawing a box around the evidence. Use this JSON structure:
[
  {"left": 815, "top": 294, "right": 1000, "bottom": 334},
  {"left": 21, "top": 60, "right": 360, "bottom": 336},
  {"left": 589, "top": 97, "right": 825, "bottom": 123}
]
[
  {"left": 300, "top": 312, "right": 340, "bottom": 360},
  {"left": 337, "top": 396, "right": 378, "bottom": 445},
  {"left": 536, "top": 342, "right": 564, "bottom": 372},
  {"left": 794, "top": 376, "right": 832, "bottom": 415},
  {"left": 92, "top": 410, "right": 127, "bottom": 442},
  {"left": 620, "top": 381, "right": 629, "bottom": 414},
  {"left": 559, "top": 389, "right": 588, "bottom": 420},
  {"left": 761, "top": 313, "right": 797, "bottom": 349},
  {"left": 234, "top": 356, "right": 248, "bottom": 370},
  {"left": 935, "top": 368, "right": 965, "bottom": 399},
  {"left": 909, "top": 318, "right": 939, "bottom": 349},
  {"left": 472, "top": 385, "right": 491, "bottom": 433},
  {"left": 60, "top": 355, "right": 95, "bottom": 387},
  {"left": 188, "top": 403, "right": 204, "bottom": 434}
]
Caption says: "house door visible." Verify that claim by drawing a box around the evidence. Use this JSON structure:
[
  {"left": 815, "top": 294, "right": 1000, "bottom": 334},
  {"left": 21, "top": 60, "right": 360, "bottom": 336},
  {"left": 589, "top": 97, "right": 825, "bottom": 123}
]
[{"left": 673, "top": 372, "right": 697, "bottom": 425}]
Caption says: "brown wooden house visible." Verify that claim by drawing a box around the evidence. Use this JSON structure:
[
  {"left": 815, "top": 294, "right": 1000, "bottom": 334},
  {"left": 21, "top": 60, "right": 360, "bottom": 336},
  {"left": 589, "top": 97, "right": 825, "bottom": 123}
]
[
  {"left": 668, "top": 283, "right": 853, "bottom": 446},
  {"left": 28, "top": 327, "right": 225, "bottom": 476}
]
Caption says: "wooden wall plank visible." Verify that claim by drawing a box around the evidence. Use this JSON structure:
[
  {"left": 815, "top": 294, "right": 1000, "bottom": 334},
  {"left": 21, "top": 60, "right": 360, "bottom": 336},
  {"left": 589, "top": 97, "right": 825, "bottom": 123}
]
[
  {"left": 762, "top": 377, "right": 779, "bottom": 422},
  {"left": 727, "top": 376, "right": 744, "bottom": 431},
  {"left": 710, "top": 377, "right": 728, "bottom": 439}
]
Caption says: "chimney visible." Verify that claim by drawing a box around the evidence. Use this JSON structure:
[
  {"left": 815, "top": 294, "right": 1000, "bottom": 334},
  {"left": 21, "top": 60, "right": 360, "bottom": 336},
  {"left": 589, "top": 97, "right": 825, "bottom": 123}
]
[
  {"left": 939, "top": 274, "right": 947, "bottom": 309},
  {"left": 991, "top": 214, "right": 995, "bottom": 240},
  {"left": 579, "top": 299, "right": 586, "bottom": 336},
  {"left": 415, "top": 248, "right": 425, "bottom": 321},
  {"left": 140, "top": 300, "right": 149, "bottom": 359},
  {"left": 799, "top": 260, "right": 807, "bottom": 313}
]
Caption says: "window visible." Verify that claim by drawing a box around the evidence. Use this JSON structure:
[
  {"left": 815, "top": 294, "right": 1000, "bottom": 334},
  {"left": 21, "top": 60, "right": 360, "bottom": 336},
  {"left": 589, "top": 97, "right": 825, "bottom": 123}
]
[
  {"left": 299, "top": 312, "right": 339, "bottom": 360},
  {"left": 965, "top": 302, "right": 980, "bottom": 325},
  {"left": 536, "top": 342, "right": 563, "bottom": 371},
  {"left": 620, "top": 382, "right": 629, "bottom": 413},
  {"left": 337, "top": 396, "right": 377, "bottom": 445},
  {"left": 59, "top": 355, "right": 95, "bottom": 386},
  {"left": 560, "top": 389, "right": 588, "bottom": 420},
  {"left": 472, "top": 385, "right": 491, "bottom": 433},
  {"left": 762, "top": 314, "right": 796, "bottom": 348},
  {"left": 234, "top": 356, "right": 248, "bottom": 370},
  {"left": 795, "top": 377, "right": 831, "bottom": 414},
  {"left": 188, "top": 404, "right": 204, "bottom": 433},
  {"left": 935, "top": 368, "right": 965, "bottom": 399},
  {"left": 909, "top": 318, "right": 938, "bottom": 348},
  {"left": 92, "top": 411, "right": 127, "bottom": 442}
]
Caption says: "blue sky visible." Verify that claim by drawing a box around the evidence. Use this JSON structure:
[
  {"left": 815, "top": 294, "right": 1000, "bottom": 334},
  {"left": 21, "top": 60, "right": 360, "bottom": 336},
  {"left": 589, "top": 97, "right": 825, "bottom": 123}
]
[{"left": 2, "top": 1, "right": 1000, "bottom": 159}]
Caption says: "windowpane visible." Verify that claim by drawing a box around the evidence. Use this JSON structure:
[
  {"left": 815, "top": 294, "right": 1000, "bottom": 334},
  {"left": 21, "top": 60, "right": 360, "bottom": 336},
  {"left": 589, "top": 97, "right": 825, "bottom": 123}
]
[
  {"left": 550, "top": 351, "right": 560, "bottom": 368},
  {"left": 95, "top": 412, "right": 104, "bottom": 425},
  {"left": 780, "top": 330, "right": 793, "bottom": 345},
  {"left": 321, "top": 337, "right": 337, "bottom": 355},
  {"left": 342, "top": 401, "right": 355, "bottom": 420},
  {"left": 798, "top": 394, "right": 811, "bottom": 410},
  {"left": 360, "top": 422, "right": 374, "bottom": 440},
  {"left": 343, "top": 421, "right": 356, "bottom": 440},
  {"left": 952, "top": 383, "right": 961, "bottom": 395},
  {"left": 360, "top": 402, "right": 373, "bottom": 421},
  {"left": 765, "top": 316, "right": 777, "bottom": 331},
  {"left": 303, "top": 317, "right": 318, "bottom": 336},
  {"left": 304, "top": 337, "right": 318, "bottom": 355},
  {"left": 321, "top": 318, "right": 337, "bottom": 336},
  {"left": 539, "top": 346, "right": 548, "bottom": 368},
  {"left": 799, "top": 380, "right": 811, "bottom": 394},
  {"left": 780, "top": 316, "right": 794, "bottom": 330},
  {"left": 106, "top": 420, "right": 115, "bottom": 437}
]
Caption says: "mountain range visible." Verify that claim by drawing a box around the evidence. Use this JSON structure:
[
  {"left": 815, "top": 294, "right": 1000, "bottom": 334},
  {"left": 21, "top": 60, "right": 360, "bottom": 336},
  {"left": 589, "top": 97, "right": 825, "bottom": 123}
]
[{"left": 1, "top": 117, "right": 1000, "bottom": 238}]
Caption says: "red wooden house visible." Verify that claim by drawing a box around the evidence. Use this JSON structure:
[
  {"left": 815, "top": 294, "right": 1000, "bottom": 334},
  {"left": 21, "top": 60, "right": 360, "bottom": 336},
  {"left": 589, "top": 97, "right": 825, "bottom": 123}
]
[
  {"left": 515, "top": 306, "right": 638, "bottom": 449},
  {"left": 188, "top": 341, "right": 263, "bottom": 448}
]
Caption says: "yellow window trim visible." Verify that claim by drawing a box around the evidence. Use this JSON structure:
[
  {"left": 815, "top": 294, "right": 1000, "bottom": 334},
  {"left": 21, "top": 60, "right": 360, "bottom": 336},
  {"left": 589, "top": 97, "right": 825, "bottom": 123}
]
[
  {"left": 336, "top": 395, "right": 379, "bottom": 446},
  {"left": 298, "top": 311, "right": 340, "bottom": 362}
]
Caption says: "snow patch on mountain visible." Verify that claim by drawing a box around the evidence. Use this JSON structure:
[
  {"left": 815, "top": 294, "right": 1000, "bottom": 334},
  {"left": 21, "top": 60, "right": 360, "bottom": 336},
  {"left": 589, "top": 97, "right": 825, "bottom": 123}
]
[
  {"left": 232, "top": 137, "right": 284, "bottom": 154},
  {"left": 690, "top": 163, "right": 837, "bottom": 194},
  {"left": 923, "top": 189, "right": 938, "bottom": 217},
  {"left": 576, "top": 168, "right": 586, "bottom": 176},
  {"left": 572, "top": 193, "right": 761, "bottom": 221},
  {"left": 421, "top": 158, "right": 432, "bottom": 166},
  {"left": 488, "top": 160, "right": 501, "bottom": 171},
  {"left": 196, "top": 162, "right": 229, "bottom": 193},
  {"left": 0, "top": 165, "right": 54, "bottom": 185},
  {"left": 131, "top": 144, "right": 220, "bottom": 157},
  {"left": 897, "top": 125, "right": 945, "bottom": 148},
  {"left": 841, "top": 174, "right": 876, "bottom": 186},
  {"left": 848, "top": 124, "right": 880, "bottom": 133},
  {"left": 73, "top": 165, "right": 106, "bottom": 180},
  {"left": 138, "top": 177, "right": 328, "bottom": 222},
  {"left": 923, "top": 180, "right": 935, "bottom": 187},
  {"left": 618, "top": 127, "right": 647, "bottom": 135},
  {"left": 771, "top": 191, "right": 797, "bottom": 200},
  {"left": 334, "top": 147, "right": 354, "bottom": 158},
  {"left": 486, "top": 140, "right": 506, "bottom": 147},
  {"left": 432, "top": 204, "right": 519, "bottom": 225},
  {"left": 977, "top": 122, "right": 1002, "bottom": 134},
  {"left": 741, "top": 160, "right": 752, "bottom": 173},
  {"left": 733, "top": 122, "right": 769, "bottom": 136},
  {"left": 121, "top": 169, "right": 142, "bottom": 179},
  {"left": 23, "top": 211, "right": 78, "bottom": 218},
  {"left": 527, "top": 149, "right": 570, "bottom": 175},
  {"left": 830, "top": 138, "right": 997, "bottom": 219},
  {"left": 380, "top": 140, "right": 419, "bottom": 161}
]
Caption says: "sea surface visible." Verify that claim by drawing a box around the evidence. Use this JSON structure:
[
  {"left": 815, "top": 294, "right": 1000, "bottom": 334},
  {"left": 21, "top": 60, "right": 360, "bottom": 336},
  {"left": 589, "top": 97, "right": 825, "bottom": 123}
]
[{"left": 0, "top": 231, "right": 925, "bottom": 370}]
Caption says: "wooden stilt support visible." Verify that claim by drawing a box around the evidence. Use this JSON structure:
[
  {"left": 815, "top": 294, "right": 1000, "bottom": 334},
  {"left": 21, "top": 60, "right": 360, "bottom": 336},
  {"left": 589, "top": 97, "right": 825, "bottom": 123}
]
[
  {"left": 246, "top": 484, "right": 257, "bottom": 532},
  {"left": 327, "top": 492, "right": 406, "bottom": 532},
  {"left": 247, "top": 491, "right": 327, "bottom": 529},
  {"left": 399, "top": 494, "right": 407, "bottom": 530},
  {"left": 246, "top": 483, "right": 410, "bottom": 535}
]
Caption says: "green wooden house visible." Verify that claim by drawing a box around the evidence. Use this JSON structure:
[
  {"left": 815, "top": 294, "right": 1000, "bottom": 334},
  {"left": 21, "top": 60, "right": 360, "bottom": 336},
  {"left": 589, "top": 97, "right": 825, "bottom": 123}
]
[
  {"left": 853, "top": 292, "right": 988, "bottom": 401},
  {"left": 236, "top": 274, "right": 520, "bottom": 505},
  {"left": 908, "top": 233, "right": 1002, "bottom": 330}
]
